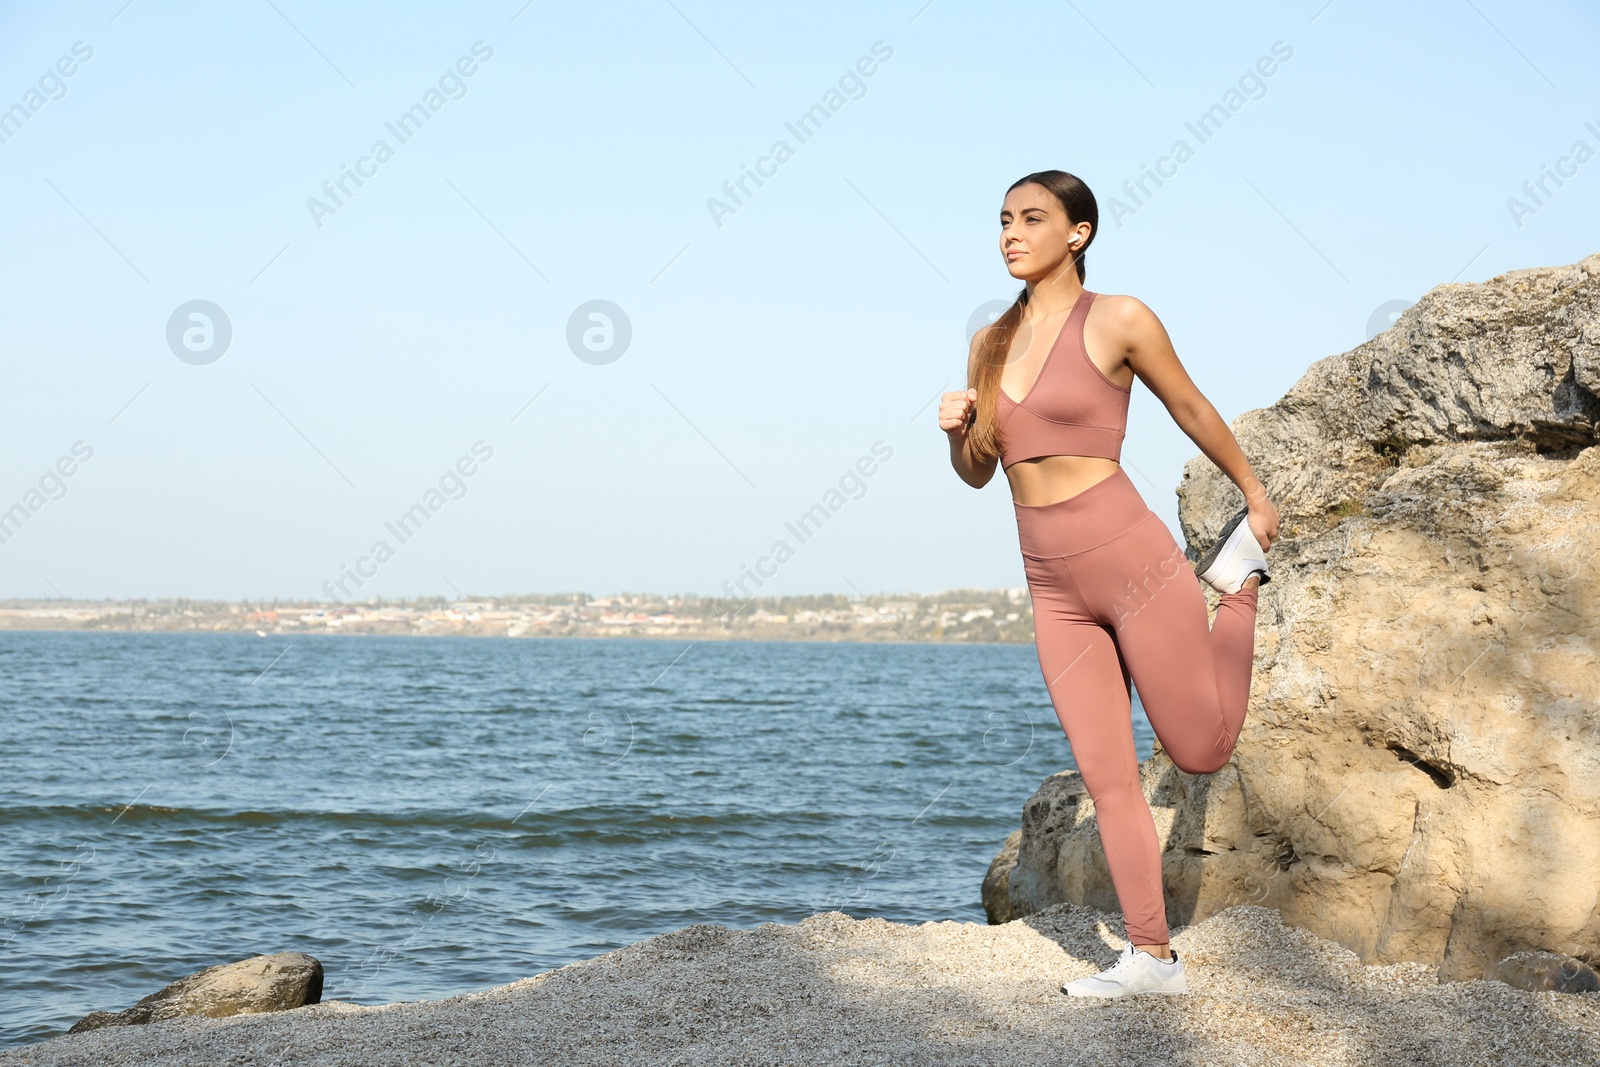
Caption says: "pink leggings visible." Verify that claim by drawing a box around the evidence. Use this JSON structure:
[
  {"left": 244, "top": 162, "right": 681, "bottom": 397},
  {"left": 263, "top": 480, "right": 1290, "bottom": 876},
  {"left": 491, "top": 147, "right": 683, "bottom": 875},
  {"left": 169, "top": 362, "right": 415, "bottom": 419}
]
[{"left": 1015, "top": 467, "right": 1259, "bottom": 946}]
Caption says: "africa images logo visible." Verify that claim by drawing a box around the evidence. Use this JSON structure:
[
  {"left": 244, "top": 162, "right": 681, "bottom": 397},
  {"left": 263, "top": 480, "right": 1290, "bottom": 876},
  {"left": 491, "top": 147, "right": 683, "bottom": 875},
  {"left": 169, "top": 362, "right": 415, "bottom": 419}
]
[{"left": 306, "top": 41, "right": 495, "bottom": 229}]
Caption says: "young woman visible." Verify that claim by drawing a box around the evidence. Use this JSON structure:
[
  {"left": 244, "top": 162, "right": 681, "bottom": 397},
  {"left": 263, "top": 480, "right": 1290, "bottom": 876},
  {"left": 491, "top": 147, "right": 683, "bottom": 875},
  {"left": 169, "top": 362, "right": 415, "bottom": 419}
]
[{"left": 940, "top": 170, "right": 1280, "bottom": 998}]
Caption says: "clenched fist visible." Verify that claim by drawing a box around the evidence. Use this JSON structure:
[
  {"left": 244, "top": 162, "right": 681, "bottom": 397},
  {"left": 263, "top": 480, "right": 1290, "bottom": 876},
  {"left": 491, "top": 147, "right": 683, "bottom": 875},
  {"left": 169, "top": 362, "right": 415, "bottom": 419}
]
[{"left": 939, "top": 387, "right": 978, "bottom": 436}]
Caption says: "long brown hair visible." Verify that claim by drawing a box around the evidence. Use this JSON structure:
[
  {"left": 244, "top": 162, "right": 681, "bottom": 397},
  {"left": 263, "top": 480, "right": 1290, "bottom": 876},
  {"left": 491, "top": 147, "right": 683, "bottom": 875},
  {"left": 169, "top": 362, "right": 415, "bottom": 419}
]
[{"left": 967, "top": 170, "right": 1098, "bottom": 465}]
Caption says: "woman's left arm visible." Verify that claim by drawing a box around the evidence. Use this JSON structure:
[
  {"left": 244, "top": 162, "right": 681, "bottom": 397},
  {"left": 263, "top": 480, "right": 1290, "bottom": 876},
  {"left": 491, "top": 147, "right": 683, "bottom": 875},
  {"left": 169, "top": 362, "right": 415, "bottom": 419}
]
[{"left": 1113, "top": 296, "right": 1280, "bottom": 551}]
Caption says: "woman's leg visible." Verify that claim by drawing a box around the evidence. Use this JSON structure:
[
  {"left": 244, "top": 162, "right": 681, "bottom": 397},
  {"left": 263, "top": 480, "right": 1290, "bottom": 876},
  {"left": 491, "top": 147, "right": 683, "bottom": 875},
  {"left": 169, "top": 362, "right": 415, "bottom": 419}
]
[
  {"left": 1026, "top": 555, "right": 1172, "bottom": 948},
  {"left": 1073, "top": 513, "right": 1261, "bottom": 775}
]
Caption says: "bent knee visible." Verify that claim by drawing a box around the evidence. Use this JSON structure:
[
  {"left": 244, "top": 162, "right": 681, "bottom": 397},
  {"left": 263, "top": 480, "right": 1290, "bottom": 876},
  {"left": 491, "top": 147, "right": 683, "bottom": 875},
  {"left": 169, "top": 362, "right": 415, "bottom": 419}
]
[{"left": 1169, "top": 751, "right": 1230, "bottom": 775}]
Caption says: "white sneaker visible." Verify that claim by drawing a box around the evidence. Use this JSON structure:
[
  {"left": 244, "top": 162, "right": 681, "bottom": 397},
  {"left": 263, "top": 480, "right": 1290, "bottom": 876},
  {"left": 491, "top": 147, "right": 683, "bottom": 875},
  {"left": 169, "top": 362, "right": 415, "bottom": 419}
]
[
  {"left": 1194, "top": 506, "right": 1270, "bottom": 595},
  {"left": 1061, "top": 943, "right": 1189, "bottom": 998}
]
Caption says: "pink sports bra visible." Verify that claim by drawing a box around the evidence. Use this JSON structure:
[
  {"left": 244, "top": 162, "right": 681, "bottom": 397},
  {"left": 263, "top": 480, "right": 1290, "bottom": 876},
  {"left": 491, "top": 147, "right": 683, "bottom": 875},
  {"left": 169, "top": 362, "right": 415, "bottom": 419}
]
[{"left": 996, "top": 288, "right": 1131, "bottom": 468}]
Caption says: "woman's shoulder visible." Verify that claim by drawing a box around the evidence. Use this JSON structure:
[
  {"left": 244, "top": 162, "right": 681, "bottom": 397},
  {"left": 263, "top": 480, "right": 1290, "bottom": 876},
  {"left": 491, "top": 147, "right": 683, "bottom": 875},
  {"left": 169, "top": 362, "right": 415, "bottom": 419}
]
[
  {"left": 1088, "top": 290, "right": 1155, "bottom": 318},
  {"left": 1088, "top": 291, "right": 1163, "bottom": 336}
]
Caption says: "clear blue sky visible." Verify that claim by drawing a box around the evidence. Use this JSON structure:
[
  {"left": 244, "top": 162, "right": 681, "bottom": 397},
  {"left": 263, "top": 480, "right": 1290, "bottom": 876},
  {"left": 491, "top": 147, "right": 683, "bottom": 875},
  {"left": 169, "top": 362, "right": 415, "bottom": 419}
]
[{"left": 1, "top": 0, "right": 1596, "bottom": 602}]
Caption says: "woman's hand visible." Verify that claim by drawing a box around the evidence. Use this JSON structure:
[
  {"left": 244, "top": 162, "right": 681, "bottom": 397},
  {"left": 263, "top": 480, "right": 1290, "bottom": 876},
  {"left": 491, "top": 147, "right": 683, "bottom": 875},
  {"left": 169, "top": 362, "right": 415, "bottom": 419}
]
[
  {"left": 943, "top": 386, "right": 997, "bottom": 488},
  {"left": 939, "top": 387, "right": 978, "bottom": 437},
  {"left": 1247, "top": 495, "right": 1280, "bottom": 552}
]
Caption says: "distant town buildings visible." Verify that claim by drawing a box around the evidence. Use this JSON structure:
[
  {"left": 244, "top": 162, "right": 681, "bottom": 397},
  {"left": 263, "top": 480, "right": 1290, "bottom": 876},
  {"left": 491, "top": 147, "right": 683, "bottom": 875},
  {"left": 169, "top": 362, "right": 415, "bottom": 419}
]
[{"left": 0, "top": 589, "right": 1036, "bottom": 644}]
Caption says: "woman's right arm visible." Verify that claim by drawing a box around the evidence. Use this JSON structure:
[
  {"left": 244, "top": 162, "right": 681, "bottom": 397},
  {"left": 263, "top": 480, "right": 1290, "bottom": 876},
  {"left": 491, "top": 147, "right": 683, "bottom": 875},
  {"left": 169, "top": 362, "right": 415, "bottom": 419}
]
[{"left": 940, "top": 328, "right": 999, "bottom": 488}]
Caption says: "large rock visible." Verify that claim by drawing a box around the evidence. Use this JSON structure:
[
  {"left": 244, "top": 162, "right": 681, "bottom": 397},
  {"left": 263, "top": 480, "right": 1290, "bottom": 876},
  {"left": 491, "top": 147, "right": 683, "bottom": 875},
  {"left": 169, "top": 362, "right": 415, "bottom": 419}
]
[
  {"left": 67, "top": 951, "right": 323, "bottom": 1033},
  {"left": 1493, "top": 950, "right": 1600, "bottom": 993},
  {"left": 985, "top": 252, "right": 1600, "bottom": 983},
  {"left": 981, "top": 829, "right": 1022, "bottom": 924}
]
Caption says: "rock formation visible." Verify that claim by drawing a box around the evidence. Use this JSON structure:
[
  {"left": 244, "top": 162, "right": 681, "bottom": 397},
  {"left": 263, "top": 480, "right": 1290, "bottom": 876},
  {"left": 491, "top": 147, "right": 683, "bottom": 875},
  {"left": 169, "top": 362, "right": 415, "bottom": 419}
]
[
  {"left": 984, "top": 252, "right": 1600, "bottom": 983},
  {"left": 1494, "top": 951, "right": 1600, "bottom": 994},
  {"left": 67, "top": 951, "right": 323, "bottom": 1033}
]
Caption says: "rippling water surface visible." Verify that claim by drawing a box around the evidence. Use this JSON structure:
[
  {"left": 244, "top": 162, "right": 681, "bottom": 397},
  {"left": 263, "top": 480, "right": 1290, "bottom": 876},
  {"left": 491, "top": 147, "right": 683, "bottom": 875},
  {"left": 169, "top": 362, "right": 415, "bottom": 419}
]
[{"left": 0, "top": 632, "right": 1155, "bottom": 1047}]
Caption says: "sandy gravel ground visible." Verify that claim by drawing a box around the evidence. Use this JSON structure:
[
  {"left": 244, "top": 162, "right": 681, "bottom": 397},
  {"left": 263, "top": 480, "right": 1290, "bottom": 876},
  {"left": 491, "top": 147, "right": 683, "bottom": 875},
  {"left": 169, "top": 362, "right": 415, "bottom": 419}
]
[{"left": 4, "top": 903, "right": 1597, "bottom": 1066}]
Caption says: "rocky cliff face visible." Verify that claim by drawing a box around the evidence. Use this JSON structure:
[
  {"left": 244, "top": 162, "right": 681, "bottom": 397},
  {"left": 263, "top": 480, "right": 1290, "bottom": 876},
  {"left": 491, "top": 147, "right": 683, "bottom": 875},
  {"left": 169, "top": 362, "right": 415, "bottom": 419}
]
[{"left": 984, "top": 253, "right": 1600, "bottom": 983}]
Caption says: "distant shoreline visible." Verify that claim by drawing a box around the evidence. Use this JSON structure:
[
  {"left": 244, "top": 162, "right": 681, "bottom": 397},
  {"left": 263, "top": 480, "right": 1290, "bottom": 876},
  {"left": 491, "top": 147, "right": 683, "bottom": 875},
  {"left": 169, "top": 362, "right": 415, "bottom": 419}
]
[
  {"left": 0, "top": 593, "right": 1037, "bottom": 645},
  {"left": 0, "top": 624, "right": 1029, "bottom": 645}
]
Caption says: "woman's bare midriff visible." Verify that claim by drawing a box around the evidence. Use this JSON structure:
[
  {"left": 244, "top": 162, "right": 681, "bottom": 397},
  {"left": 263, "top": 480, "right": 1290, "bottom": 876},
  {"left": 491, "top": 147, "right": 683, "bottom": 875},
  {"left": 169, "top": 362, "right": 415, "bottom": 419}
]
[{"left": 1005, "top": 454, "right": 1121, "bottom": 506}]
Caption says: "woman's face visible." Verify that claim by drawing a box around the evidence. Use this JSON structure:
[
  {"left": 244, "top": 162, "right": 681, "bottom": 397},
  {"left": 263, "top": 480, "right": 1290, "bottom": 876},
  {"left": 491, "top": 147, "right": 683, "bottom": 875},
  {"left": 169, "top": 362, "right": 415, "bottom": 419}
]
[{"left": 999, "top": 183, "right": 1084, "bottom": 281}]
